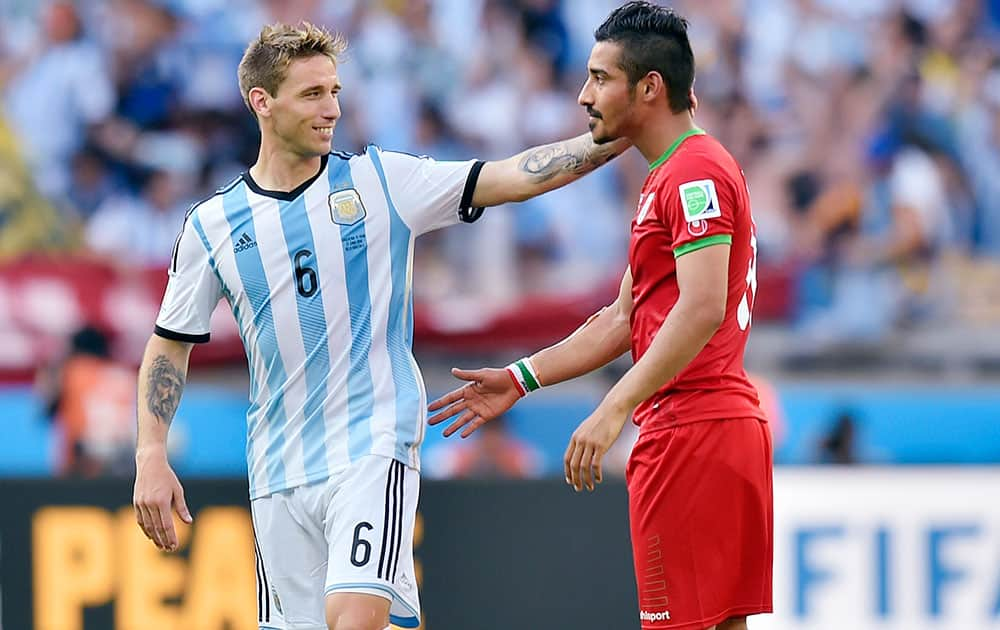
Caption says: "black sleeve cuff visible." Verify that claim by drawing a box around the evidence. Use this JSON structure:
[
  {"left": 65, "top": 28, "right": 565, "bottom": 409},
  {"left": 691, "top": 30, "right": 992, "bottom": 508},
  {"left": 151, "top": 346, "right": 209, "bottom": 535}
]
[
  {"left": 459, "top": 160, "right": 486, "bottom": 223},
  {"left": 154, "top": 325, "right": 211, "bottom": 344}
]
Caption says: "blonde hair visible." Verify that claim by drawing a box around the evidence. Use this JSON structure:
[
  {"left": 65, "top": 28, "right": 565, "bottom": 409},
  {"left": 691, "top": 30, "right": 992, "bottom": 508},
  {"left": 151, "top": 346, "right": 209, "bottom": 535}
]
[{"left": 238, "top": 22, "right": 347, "bottom": 114}]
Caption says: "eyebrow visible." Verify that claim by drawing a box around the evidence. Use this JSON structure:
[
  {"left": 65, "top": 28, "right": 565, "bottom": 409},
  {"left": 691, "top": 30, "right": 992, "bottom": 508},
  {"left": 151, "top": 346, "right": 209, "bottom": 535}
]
[
  {"left": 300, "top": 82, "right": 342, "bottom": 94},
  {"left": 588, "top": 67, "right": 610, "bottom": 78}
]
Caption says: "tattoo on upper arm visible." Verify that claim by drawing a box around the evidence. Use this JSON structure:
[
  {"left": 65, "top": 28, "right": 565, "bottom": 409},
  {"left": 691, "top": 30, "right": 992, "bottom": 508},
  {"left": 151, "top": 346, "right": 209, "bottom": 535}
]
[
  {"left": 518, "top": 136, "right": 622, "bottom": 183},
  {"left": 146, "top": 355, "right": 184, "bottom": 425}
]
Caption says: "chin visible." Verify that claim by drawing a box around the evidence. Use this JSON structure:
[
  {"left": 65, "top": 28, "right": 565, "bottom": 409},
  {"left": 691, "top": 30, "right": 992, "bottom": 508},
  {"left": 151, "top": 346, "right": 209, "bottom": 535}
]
[
  {"left": 590, "top": 129, "right": 617, "bottom": 145},
  {"left": 308, "top": 141, "right": 332, "bottom": 156},
  {"left": 588, "top": 121, "right": 619, "bottom": 145}
]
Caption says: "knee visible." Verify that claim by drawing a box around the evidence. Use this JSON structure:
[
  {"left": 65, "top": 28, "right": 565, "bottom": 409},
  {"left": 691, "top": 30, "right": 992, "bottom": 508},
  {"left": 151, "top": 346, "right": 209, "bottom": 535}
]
[
  {"left": 326, "top": 619, "right": 385, "bottom": 630},
  {"left": 325, "top": 591, "right": 390, "bottom": 630},
  {"left": 325, "top": 610, "right": 387, "bottom": 630}
]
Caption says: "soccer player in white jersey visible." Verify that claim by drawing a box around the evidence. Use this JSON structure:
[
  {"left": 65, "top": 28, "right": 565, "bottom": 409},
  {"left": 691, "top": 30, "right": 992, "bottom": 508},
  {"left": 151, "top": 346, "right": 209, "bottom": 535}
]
[{"left": 132, "top": 22, "right": 627, "bottom": 630}]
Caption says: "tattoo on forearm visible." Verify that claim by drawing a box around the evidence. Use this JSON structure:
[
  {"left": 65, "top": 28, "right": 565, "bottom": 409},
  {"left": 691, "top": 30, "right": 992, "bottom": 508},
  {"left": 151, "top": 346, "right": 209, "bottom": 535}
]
[
  {"left": 518, "top": 135, "right": 624, "bottom": 183},
  {"left": 146, "top": 355, "right": 184, "bottom": 425}
]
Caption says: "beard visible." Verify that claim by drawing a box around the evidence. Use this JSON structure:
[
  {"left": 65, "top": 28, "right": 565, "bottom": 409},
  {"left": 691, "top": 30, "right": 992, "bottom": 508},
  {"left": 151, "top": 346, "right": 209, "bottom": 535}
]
[{"left": 589, "top": 119, "right": 617, "bottom": 145}]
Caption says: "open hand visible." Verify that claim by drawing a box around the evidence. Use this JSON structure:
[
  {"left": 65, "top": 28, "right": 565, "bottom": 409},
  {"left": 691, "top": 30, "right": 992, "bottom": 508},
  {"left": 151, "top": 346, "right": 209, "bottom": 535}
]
[{"left": 427, "top": 367, "right": 522, "bottom": 438}]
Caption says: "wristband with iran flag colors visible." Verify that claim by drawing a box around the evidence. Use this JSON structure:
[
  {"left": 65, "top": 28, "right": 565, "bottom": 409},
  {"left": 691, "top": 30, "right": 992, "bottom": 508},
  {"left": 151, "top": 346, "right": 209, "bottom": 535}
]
[{"left": 505, "top": 357, "right": 542, "bottom": 397}]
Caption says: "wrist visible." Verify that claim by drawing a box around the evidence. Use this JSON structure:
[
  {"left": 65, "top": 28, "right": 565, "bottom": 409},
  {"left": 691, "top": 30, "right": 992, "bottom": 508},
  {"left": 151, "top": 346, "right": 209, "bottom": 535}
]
[
  {"left": 602, "top": 388, "right": 637, "bottom": 417},
  {"left": 505, "top": 357, "right": 542, "bottom": 397},
  {"left": 136, "top": 442, "right": 168, "bottom": 463}
]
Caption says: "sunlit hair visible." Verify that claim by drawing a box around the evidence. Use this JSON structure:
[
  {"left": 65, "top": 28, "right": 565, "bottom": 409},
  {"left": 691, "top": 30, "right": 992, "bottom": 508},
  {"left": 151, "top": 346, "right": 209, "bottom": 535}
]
[
  {"left": 595, "top": 1, "right": 694, "bottom": 113},
  {"left": 237, "top": 22, "right": 347, "bottom": 115}
]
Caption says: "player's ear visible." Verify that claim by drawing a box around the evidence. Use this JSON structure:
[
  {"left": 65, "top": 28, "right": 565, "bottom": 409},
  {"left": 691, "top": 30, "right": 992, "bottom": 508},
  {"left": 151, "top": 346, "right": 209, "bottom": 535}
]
[
  {"left": 641, "top": 71, "right": 663, "bottom": 104},
  {"left": 248, "top": 86, "right": 272, "bottom": 118}
]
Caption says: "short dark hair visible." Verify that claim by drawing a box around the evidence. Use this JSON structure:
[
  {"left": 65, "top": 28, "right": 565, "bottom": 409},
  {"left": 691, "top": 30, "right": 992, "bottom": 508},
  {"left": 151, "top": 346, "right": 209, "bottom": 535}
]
[{"left": 594, "top": 1, "right": 694, "bottom": 113}]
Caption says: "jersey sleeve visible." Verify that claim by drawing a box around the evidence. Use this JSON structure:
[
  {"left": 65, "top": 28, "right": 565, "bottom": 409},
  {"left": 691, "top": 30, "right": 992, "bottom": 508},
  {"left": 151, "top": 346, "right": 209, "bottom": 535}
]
[
  {"left": 373, "top": 148, "right": 485, "bottom": 235},
  {"left": 154, "top": 216, "right": 222, "bottom": 343},
  {"left": 655, "top": 161, "right": 737, "bottom": 258}
]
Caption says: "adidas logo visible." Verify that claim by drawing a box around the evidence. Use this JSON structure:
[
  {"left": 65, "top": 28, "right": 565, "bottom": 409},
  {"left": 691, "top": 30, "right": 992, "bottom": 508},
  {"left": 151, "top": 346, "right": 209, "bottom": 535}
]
[{"left": 234, "top": 232, "right": 257, "bottom": 253}]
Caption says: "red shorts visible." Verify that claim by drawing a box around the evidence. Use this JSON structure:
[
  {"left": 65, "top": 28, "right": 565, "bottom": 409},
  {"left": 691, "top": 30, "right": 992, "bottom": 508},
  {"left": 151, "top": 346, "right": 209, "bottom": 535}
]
[{"left": 625, "top": 418, "right": 773, "bottom": 630}]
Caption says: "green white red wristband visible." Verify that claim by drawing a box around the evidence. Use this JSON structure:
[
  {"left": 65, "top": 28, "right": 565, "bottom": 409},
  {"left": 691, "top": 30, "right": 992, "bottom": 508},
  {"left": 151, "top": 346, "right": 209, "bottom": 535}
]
[{"left": 505, "top": 357, "right": 541, "bottom": 397}]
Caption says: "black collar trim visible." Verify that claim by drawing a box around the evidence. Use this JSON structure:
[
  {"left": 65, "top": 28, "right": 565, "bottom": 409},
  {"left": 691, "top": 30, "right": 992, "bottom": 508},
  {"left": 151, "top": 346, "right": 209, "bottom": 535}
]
[{"left": 243, "top": 154, "right": 329, "bottom": 201}]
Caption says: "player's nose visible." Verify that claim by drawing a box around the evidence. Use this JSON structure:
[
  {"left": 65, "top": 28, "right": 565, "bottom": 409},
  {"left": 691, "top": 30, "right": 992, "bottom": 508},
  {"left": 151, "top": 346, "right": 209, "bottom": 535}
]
[{"left": 324, "top": 95, "right": 341, "bottom": 120}]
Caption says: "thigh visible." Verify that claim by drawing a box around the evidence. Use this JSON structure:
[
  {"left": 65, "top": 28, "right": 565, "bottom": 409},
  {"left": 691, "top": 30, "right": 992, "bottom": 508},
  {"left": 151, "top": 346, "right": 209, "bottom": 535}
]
[
  {"left": 252, "top": 491, "right": 328, "bottom": 629},
  {"left": 324, "top": 455, "right": 422, "bottom": 629},
  {"left": 626, "top": 419, "right": 773, "bottom": 630}
]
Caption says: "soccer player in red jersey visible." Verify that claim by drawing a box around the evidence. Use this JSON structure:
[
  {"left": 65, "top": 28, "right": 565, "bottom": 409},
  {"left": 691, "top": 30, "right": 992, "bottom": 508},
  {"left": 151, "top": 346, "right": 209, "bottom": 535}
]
[{"left": 427, "top": 3, "right": 772, "bottom": 629}]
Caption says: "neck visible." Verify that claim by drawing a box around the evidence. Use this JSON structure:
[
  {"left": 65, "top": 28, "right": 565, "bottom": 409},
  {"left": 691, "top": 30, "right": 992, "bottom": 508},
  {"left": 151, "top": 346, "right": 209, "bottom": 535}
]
[
  {"left": 631, "top": 110, "right": 699, "bottom": 166},
  {"left": 249, "top": 137, "right": 324, "bottom": 192}
]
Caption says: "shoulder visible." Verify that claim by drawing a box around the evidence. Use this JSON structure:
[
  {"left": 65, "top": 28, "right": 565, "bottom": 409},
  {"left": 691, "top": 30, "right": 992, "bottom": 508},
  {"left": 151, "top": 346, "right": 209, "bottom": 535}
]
[
  {"left": 330, "top": 145, "right": 419, "bottom": 174},
  {"left": 654, "top": 140, "right": 741, "bottom": 200},
  {"left": 362, "top": 145, "right": 455, "bottom": 173},
  {"left": 185, "top": 174, "right": 243, "bottom": 222},
  {"left": 672, "top": 136, "right": 741, "bottom": 182},
  {"left": 330, "top": 148, "right": 360, "bottom": 163}
]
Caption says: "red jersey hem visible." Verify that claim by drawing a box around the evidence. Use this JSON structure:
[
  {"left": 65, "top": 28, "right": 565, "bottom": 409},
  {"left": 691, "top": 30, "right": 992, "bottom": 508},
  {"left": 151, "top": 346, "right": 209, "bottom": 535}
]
[
  {"left": 640, "top": 604, "right": 772, "bottom": 630},
  {"left": 635, "top": 412, "right": 767, "bottom": 435}
]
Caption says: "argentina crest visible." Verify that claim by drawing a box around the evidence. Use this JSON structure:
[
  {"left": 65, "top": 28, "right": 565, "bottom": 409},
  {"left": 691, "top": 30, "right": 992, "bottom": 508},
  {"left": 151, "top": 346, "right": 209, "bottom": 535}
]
[{"left": 328, "top": 188, "right": 367, "bottom": 225}]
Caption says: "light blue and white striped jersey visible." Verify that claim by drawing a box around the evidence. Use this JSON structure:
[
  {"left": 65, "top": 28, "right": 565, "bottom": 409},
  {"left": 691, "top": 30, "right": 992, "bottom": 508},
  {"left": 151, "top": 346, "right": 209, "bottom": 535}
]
[{"left": 155, "top": 147, "right": 484, "bottom": 498}]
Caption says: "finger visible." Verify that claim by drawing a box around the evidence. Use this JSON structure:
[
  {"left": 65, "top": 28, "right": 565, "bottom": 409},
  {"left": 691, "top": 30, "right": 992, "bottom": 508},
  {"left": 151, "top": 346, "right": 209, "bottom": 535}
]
[
  {"left": 450, "top": 367, "right": 483, "bottom": 382},
  {"left": 593, "top": 448, "right": 604, "bottom": 486},
  {"left": 564, "top": 438, "right": 575, "bottom": 486},
  {"left": 154, "top": 500, "right": 178, "bottom": 551},
  {"left": 568, "top": 439, "right": 585, "bottom": 492},
  {"left": 428, "top": 388, "right": 465, "bottom": 413},
  {"left": 134, "top": 503, "right": 153, "bottom": 541},
  {"left": 460, "top": 416, "right": 489, "bottom": 439},
  {"left": 428, "top": 400, "right": 466, "bottom": 426},
  {"left": 580, "top": 443, "right": 596, "bottom": 492},
  {"left": 443, "top": 409, "right": 477, "bottom": 438},
  {"left": 149, "top": 503, "right": 169, "bottom": 550},
  {"left": 137, "top": 503, "right": 161, "bottom": 548},
  {"left": 174, "top": 485, "right": 192, "bottom": 524}
]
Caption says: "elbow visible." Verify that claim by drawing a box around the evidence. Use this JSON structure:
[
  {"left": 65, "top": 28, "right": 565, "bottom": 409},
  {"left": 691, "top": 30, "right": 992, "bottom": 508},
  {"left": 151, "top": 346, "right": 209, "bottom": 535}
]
[
  {"left": 613, "top": 320, "right": 633, "bottom": 354},
  {"left": 689, "top": 298, "right": 726, "bottom": 336},
  {"left": 506, "top": 184, "right": 535, "bottom": 204}
]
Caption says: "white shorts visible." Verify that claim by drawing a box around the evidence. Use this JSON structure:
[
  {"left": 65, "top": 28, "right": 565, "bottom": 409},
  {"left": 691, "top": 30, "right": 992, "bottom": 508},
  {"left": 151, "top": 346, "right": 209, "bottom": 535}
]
[{"left": 251, "top": 455, "right": 421, "bottom": 629}]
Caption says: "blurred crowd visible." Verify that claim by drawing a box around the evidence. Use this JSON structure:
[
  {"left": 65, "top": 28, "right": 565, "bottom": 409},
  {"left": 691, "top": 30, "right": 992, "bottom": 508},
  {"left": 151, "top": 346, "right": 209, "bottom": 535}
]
[{"left": 2, "top": 0, "right": 1000, "bottom": 350}]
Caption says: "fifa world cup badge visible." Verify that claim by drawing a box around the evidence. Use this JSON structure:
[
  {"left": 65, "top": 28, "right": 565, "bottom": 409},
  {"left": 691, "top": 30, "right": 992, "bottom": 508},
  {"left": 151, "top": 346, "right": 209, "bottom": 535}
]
[
  {"left": 329, "top": 189, "right": 367, "bottom": 225},
  {"left": 679, "top": 179, "right": 721, "bottom": 237}
]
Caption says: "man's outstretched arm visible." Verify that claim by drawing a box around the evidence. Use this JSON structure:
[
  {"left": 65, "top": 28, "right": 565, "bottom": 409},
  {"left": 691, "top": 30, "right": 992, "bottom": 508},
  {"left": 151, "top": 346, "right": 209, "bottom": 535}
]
[
  {"left": 428, "top": 268, "right": 634, "bottom": 437},
  {"left": 471, "top": 133, "right": 630, "bottom": 207},
  {"left": 133, "top": 334, "right": 194, "bottom": 552}
]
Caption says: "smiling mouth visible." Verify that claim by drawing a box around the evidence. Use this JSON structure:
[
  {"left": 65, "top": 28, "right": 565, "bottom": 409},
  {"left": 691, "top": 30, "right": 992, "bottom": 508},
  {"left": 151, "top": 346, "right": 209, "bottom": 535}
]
[{"left": 315, "top": 126, "right": 334, "bottom": 135}]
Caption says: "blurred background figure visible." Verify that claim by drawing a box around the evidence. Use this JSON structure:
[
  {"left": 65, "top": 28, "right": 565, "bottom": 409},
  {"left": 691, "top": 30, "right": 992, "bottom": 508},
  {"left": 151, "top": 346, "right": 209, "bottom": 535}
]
[
  {"left": 1, "top": 1, "right": 114, "bottom": 202},
  {"left": 817, "top": 408, "right": 859, "bottom": 465},
  {"left": 424, "top": 414, "right": 544, "bottom": 480},
  {"left": 0, "top": 2, "right": 998, "bottom": 628},
  {"left": 36, "top": 325, "right": 135, "bottom": 478},
  {"left": 0, "top": 0, "right": 994, "bottom": 503}
]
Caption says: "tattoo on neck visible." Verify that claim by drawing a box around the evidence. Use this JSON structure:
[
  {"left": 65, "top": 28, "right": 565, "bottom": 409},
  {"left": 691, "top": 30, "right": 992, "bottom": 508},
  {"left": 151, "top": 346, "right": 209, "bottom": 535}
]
[
  {"left": 518, "top": 135, "right": 623, "bottom": 183},
  {"left": 147, "top": 355, "right": 184, "bottom": 425}
]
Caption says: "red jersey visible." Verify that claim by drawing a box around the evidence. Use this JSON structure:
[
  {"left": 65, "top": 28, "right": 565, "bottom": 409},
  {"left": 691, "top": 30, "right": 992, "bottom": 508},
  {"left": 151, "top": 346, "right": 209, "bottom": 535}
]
[{"left": 628, "top": 129, "right": 766, "bottom": 430}]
